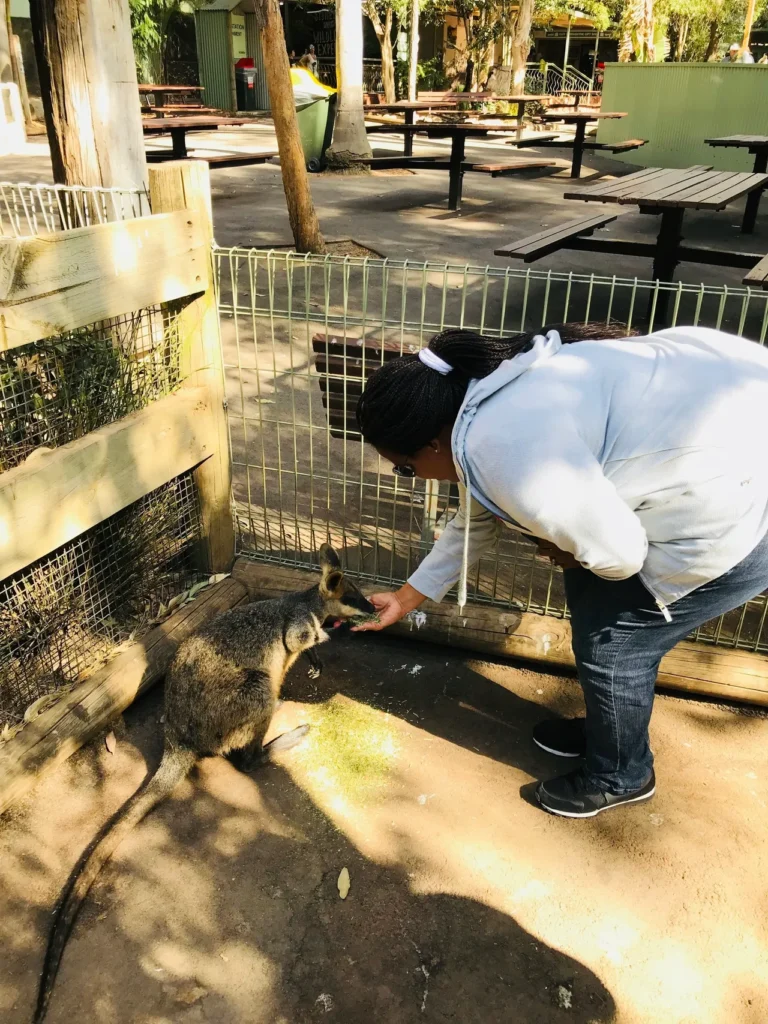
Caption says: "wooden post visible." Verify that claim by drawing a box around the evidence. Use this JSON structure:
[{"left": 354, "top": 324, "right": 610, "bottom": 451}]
[
  {"left": 407, "top": 0, "right": 419, "bottom": 102},
  {"left": 1, "top": 0, "right": 12, "bottom": 84},
  {"left": 741, "top": 0, "right": 757, "bottom": 56},
  {"left": 29, "top": 0, "right": 147, "bottom": 189},
  {"left": 252, "top": 0, "right": 325, "bottom": 252},
  {"left": 148, "top": 161, "right": 235, "bottom": 574}
]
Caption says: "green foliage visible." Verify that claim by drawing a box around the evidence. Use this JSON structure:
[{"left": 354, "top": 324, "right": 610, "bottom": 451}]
[{"left": 129, "top": 0, "right": 206, "bottom": 82}]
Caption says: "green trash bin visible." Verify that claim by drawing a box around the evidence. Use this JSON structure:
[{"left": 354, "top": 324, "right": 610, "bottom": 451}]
[{"left": 295, "top": 95, "right": 336, "bottom": 172}]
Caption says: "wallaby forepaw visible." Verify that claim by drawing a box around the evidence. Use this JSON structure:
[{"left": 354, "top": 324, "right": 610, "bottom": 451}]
[{"left": 307, "top": 665, "right": 322, "bottom": 680}]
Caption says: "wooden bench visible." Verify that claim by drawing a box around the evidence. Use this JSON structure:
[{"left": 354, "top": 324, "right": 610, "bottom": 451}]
[
  {"left": 505, "top": 134, "right": 561, "bottom": 148},
  {"left": 582, "top": 138, "right": 647, "bottom": 154},
  {"left": 744, "top": 254, "right": 768, "bottom": 288},
  {"left": 467, "top": 159, "right": 555, "bottom": 177},
  {"left": 494, "top": 211, "right": 620, "bottom": 262}
]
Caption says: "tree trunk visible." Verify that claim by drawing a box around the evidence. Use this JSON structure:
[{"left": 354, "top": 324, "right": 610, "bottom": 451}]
[
  {"left": 364, "top": 1, "right": 396, "bottom": 103},
  {"left": 0, "top": 0, "right": 13, "bottom": 84},
  {"left": 407, "top": 0, "right": 419, "bottom": 101},
  {"left": 704, "top": 19, "right": 719, "bottom": 60},
  {"left": 30, "top": 0, "right": 147, "bottom": 189},
  {"left": 326, "top": 0, "right": 372, "bottom": 170},
  {"left": 253, "top": 0, "right": 325, "bottom": 252},
  {"left": 510, "top": 0, "right": 534, "bottom": 92}
]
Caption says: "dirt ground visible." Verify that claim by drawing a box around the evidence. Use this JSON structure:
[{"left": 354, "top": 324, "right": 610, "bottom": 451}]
[{"left": 2, "top": 630, "right": 768, "bottom": 1024}]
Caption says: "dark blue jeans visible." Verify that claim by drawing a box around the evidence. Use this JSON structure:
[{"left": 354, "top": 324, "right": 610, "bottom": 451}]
[{"left": 564, "top": 529, "right": 768, "bottom": 794}]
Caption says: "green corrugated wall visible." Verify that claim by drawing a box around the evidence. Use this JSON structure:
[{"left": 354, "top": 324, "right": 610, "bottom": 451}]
[
  {"left": 245, "top": 14, "right": 271, "bottom": 111},
  {"left": 597, "top": 64, "right": 768, "bottom": 170},
  {"left": 195, "top": 9, "right": 270, "bottom": 113},
  {"left": 196, "top": 11, "right": 233, "bottom": 111}
]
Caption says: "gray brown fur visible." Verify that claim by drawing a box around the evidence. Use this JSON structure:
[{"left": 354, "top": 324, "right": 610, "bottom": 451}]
[{"left": 34, "top": 545, "right": 375, "bottom": 1023}]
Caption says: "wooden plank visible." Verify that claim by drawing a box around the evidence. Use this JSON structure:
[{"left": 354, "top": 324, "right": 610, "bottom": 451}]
[
  {"left": 494, "top": 212, "right": 618, "bottom": 259},
  {"left": 0, "top": 210, "right": 208, "bottom": 350},
  {"left": 0, "top": 577, "right": 247, "bottom": 816},
  {"left": 744, "top": 254, "right": 768, "bottom": 287},
  {"left": 688, "top": 172, "right": 768, "bottom": 209},
  {"left": 650, "top": 170, "right": 743, "bottom": 208},
  {"left": 232, "top": 560, "right": 768, "bottom": 708},
  {"left": 0, "top": 387, "right": 214, "bottom": 582},
  {"left": 564, "top": 166, "right": 666, "bottom": 201},
  {"left": 149, "top": 161, "right": 234, "bottom": 575}
]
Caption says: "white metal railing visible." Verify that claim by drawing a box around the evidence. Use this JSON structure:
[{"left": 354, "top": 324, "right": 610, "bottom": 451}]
[
  {"left": 526, "top": 62, "right": 600, "bottom": 96},
  {"left": 0, "top": 181, "right": 151, "bottom": 237}
]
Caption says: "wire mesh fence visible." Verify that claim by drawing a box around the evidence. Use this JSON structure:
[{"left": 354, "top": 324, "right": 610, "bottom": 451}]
[
  {"left": 215, "top": 246, "right": 768, "bottom": 654},
  {"left": 0, "top": 303, "right": 185, "bottom": 472},
  {"left": 0, "top": 180, "right": 151, "bottom": 237},
  {"left": 0, "top": 473, "right": 203, "bottom": 726}
]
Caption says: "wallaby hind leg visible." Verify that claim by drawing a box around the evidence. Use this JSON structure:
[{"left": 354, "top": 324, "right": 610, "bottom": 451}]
[
  {"left": 305, "top": 647, "right": 323, "bottom": 680},
  {"left": 263, "top": 724, "right": 310, "bottom": 760},
  {"left": 228, "top": 723, "right": 269, "bottom": 773},
  {"left": 229, "top": 724, "right": 310, "bottom": 771}
]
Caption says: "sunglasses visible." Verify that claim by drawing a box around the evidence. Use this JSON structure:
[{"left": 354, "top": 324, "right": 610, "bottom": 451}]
[{"left": 392, "top": 463, "right": 416, "bottom": 478}]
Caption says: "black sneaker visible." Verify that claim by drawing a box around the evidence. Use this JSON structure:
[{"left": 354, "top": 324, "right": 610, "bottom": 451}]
[
  {"left": 536, "top": 767, "right": 656, "bottom": 818},
  {"left": 532, "top": 717, "right": 586, "bottom": 758}
]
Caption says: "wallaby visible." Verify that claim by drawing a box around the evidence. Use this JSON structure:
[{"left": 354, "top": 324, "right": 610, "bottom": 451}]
[{"left": 34, "top": 544, "right": 376, "bottom": 1023}]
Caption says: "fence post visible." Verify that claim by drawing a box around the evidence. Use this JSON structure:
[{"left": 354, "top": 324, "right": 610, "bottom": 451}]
[{"left": 148, "top": 160, "right": 234, "bottom": 574}]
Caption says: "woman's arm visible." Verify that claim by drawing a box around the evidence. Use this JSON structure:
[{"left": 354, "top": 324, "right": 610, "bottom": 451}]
[
  {"left": 351, "top": 487, "right": 500, "bottom": 632},
  {"left": 476, "top": 429, "right": 648, "bottom": 580}
]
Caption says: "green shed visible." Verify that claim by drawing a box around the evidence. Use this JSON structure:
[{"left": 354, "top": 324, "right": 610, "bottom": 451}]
[
  {"left": 195, "top": 0, "right": 270, "bottom": 112},
  {"left": 597, "top": 63, "right": 768, "bottom": 170}
]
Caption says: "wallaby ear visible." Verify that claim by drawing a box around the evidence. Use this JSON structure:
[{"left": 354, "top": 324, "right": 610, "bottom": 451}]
[
  {"left": 319, "top": 569, "right": 344, "bottom": 599},
  {"left": 318, "top": 543, "right": 341, "bottom": 570}
]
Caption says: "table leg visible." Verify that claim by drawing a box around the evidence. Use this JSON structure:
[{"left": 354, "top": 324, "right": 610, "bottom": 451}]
[
  {"left": 170, "top": 128, "right": 188, "bottom": 159},
  {"left": 571, "top": 120, "right": 587, "bottom": 178},
  {"left": 649, "top": 207, "right": 685, "bottom": 325},
  {"left": 742, "top": 149, "right": 768, "bottom": 234},
  {"left": 156, "top": 90, "right": 166, "bottom": 108},
  {"left": 448, "top": 133, "right": 466, "bottom": 212},
  {"left": 515, "top": 100, "right": 526, "bottom": 142},
  {"left": 404, "top": 109, "right": 414, "bottom": 157}
]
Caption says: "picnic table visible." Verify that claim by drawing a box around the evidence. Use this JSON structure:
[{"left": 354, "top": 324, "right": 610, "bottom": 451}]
[
  {"left": 363, "top": 120, "right": 554, "bottom": 212},
  {"left": 496, "top": 165, "right": 768, "bottom": 320},
  {"left": 705, "top": 135, "right": 768, "bottom": 232},
  {"left": 511, "top": 110, "right": 631, "bottom": 178},
  {"left": 364, "top": 95, "right": 541, "bottom": 155},
  {"left": 142, "top": 115, "right": 276, "bottom": 166},
  {"left": 139, "top": 84, "right": 204, "bottom": 109}
]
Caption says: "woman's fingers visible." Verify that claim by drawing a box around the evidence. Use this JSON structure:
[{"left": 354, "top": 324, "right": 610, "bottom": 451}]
[{"left": 352, "top": 592, "right": 404, "bottom": 631}]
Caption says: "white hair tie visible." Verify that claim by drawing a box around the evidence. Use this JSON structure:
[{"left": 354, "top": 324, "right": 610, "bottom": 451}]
[{"left": 418, "top": 348, "right": 453, "bottom": 375}]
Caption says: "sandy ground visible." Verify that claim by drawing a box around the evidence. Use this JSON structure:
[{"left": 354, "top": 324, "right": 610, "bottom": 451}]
[{"left": 2, "top": 630, "right": 768, "bottom": 1024}]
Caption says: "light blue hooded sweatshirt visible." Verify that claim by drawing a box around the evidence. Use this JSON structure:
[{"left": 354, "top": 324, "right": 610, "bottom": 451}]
[{"left": 407, "top": 326, "right": 768, "bottom": 618}]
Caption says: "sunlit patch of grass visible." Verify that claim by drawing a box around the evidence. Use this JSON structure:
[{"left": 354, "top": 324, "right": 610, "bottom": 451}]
[{"left": 290, "top": 695, "right": 399, "bottom": 817}]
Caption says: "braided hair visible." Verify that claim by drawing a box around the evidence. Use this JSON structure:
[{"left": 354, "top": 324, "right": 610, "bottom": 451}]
[{"left": 356, "top": 321, "right": 633, "bottom": 456}]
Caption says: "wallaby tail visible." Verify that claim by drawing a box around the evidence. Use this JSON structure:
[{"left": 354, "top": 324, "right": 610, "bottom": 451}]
[{"left": 34, "top": 743, "right": 197, "bottom": 1024}]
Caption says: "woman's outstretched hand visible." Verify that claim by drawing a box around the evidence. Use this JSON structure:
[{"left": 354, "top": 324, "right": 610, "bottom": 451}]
[{"left": 352, "top": 583, "right": 426, "bottom": 632}]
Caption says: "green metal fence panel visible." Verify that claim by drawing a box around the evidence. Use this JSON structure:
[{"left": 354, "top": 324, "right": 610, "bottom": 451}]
[
  {"left": 214, "top": 246, "right": 768, "bottom": 654},
  {"left": 195, "top": 10, "right": 233, "bottom": 111},
  {"left": 597, "top": 63, "right": 768, "bottom": 170}
]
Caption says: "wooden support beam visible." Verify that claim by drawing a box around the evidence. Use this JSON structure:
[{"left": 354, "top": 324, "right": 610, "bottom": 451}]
[
  {"left": 0, "top": 577, "right": 247, "bottom": 816},
  {"left": 0, "top": 387, "right": 214, "bottom": 581},
  {"left": 148, "top": 162, "right": 234, "bottom": 574},
  {"left": 0, "top": 210, "right": 209, "bottom": 350},
  {"left": 231, "top": 559, "right": 768, "bottom": 709}
]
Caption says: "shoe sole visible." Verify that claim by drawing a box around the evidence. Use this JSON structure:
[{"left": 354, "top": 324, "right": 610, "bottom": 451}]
[
  {"left": 533, "top": 737, "right": 583, "bottom": 758},
  {"left": 536, "top": 785, "right": 656, "bottom": 818}
]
